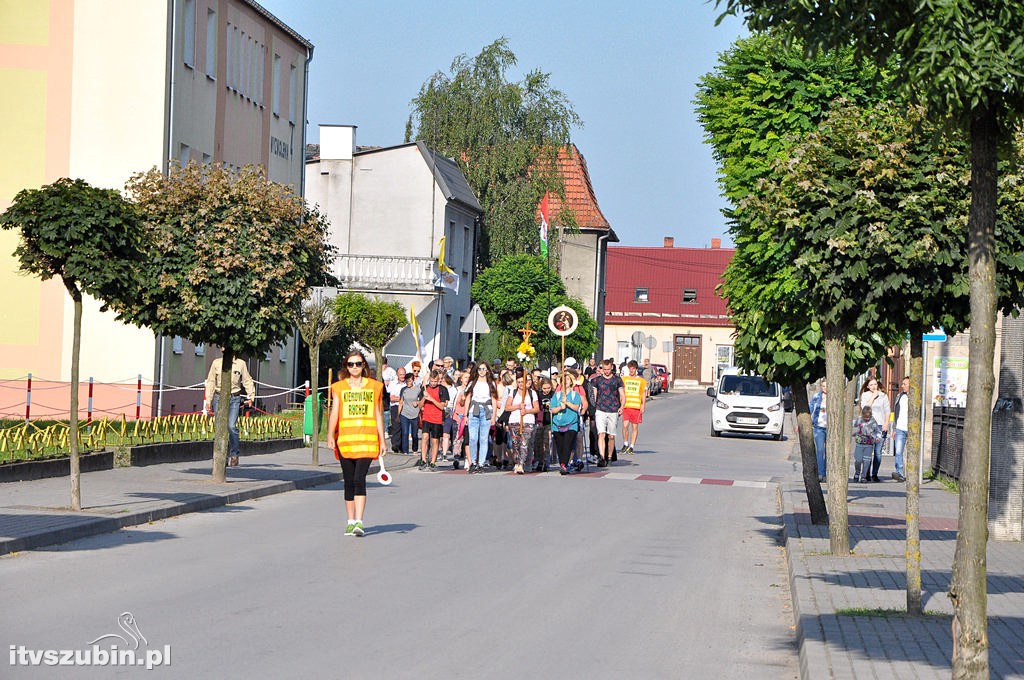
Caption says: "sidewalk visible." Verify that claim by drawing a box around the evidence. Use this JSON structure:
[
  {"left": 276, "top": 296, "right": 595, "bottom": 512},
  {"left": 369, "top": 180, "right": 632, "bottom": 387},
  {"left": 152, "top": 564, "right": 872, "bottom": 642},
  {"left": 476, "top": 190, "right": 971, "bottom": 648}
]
[
  {"left": 781, "top": 476, "right": 1024, "bottom": 679},
  {"left": 0, "top": 447, "right": 419, "bottom": 556}
]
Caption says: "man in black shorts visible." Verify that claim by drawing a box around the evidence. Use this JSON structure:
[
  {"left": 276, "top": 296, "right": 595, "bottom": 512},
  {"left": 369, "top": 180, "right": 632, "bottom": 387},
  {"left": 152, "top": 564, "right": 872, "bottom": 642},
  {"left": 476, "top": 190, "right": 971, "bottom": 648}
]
[{"left": 419, "top": 369, "right": 449, "bottom": 471}]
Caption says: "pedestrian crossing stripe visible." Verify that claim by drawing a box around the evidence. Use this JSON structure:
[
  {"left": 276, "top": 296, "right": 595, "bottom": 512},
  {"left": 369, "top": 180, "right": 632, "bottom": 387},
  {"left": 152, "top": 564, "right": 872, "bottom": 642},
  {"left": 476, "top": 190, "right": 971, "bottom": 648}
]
[{"left": 440, "top": 468, "right": 768, "bottom": 488}]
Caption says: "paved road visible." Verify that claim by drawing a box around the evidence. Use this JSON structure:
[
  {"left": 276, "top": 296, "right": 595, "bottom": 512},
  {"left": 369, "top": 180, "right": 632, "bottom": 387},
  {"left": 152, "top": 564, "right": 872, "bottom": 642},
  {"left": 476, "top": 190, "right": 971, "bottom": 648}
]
[{"left": 1, "top": 391, "right": 799, "bottom": 679}]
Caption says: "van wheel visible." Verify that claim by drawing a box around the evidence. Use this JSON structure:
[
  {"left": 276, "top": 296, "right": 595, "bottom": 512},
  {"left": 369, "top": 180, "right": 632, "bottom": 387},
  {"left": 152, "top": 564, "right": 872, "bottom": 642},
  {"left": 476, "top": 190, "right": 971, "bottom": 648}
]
[
  {"left": 772, "top": 425, "right": 784, "bottom": 441},
  {"left": 711, "top": 425, "right": 721, "bottom": 437}
]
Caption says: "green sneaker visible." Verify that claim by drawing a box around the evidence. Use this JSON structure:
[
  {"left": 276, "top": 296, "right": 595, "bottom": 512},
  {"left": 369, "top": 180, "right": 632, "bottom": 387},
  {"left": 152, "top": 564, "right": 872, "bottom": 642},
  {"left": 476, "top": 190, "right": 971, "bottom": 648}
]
[
  {"left": 344, "top": 522, "right": 356, "bottom": 537},
  {"left": 352, "top": 521, "right": 365, "bottom": 537}
]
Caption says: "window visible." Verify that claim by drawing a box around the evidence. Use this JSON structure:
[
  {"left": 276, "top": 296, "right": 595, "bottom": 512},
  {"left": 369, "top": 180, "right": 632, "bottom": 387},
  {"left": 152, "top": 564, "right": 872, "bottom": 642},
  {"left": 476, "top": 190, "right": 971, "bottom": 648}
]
[
  {"left": 178, "top": 143, "right": 190, "bottom": 167},
  {"left": 256, "top": 43, "right": 265, "bottom": 105},
  {"left": 634, "top": 288, "right": 649, "bottom": 303},
  {"left": 682, "top": 288, "right": 697, "bottom": 304},
  {"left": 288, "top": 64, "right": 297, "bottom": 121},
  {"left": 272, "top": 54, "right": 281, "bottom": 116},
  {"left": 172, "top": 336, "right": 184, "bottom": 355},
  {"left": 463, "top": 224, "right": 471, "bottom": 275},
  {"left": 205, "top": 9, "right": 216, "bottom": 77},
  {"left": 240, "top": 31, "right": 247, "bottom": 98},
  {"left": 182, "top": 0, "right": 195, "bottom": 68},
  {"left": 195, "top": 343, "right": 205, "bottom": 357},
  {"left": 202, "top": 152, "right": 211, "bottom": 164},
  {"left": 225, "top": 23, "right": 233, "bottom": 88},
  {"left": 279, "top": 344, "right": 288, "bottom": 363},
  {"left": 233, "top": 26, "right": 241, "bottom": 91}
]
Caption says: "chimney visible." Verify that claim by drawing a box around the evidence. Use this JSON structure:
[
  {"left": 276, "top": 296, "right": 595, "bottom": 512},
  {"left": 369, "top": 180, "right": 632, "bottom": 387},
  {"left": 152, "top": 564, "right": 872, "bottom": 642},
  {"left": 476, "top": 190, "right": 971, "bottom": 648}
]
[
  {"left": 663, "top": 237, "right": 674, "bottom": 248},
  {"left": 711, "top": 238, "right": 721, "bottom": 249},
  {"left": 319, "top": 124, "right": 356, "bottom": 160}
]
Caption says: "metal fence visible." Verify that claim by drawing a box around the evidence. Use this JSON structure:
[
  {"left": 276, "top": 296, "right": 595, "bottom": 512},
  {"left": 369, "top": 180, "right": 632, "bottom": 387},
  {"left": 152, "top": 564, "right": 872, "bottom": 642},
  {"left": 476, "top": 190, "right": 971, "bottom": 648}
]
[{"left": 931, "top": 406, "right": 965, "bottom": 480}]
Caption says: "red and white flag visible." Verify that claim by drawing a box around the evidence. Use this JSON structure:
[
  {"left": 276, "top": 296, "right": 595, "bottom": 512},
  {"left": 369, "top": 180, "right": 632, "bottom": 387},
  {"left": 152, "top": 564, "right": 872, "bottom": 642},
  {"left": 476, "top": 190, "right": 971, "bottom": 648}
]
[{"left": 539, "top": 192, "right": 550, "bottom": 258}]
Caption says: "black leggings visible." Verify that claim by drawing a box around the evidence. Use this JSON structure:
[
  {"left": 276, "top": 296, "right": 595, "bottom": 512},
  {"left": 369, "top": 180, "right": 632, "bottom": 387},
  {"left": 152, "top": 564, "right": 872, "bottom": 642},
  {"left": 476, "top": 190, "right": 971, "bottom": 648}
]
[
  {"left": 553, "top": 430, "right": 578, "bottom": 467},
  {"left": 339, "top": 457, "right": 373, "bottom": 501}
]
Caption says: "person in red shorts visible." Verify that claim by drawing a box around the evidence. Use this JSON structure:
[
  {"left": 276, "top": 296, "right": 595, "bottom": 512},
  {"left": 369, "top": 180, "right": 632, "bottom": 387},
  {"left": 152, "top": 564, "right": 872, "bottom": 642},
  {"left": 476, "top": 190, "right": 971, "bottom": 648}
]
[
  {"left": 419, "top": 369, "right": 449, "bottom": 471},
  {"left": 620, "top": 360, "right": 647, "bottom": 455}
]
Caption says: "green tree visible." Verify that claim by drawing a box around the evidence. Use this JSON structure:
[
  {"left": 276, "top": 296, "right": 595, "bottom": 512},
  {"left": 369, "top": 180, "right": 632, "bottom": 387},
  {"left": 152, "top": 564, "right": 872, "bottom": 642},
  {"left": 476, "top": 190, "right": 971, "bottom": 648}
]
[
  {"left": 406, "top": 38, "right": 582, "bottom": 266},
  {"left": 0, "top": 178, "right": 142, "bottom": 510},
  {"left": 294, "top": 296, "right": 341, "bottom": 466},
  {"left": 695, "top": 35, "right": 897, "bottom": 526},
  {"left": 121, "top": 163, "right": 331, "bottom": 483},
  {"left": 470, "top": 255, "right": 596, "bottom": 364},
  {"left": 716, "top": 4, "right": 1024, "bottom": 673},
  {"left": 331, "top": 292, "right": 407, "bottom": 376}
]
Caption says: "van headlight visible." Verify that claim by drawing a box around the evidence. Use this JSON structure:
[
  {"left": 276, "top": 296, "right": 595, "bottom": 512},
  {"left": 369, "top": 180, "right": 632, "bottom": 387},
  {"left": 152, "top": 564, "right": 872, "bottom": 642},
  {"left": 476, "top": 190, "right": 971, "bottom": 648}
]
[
  {"left": 768, "top": 403, "right": 781, "bottom": 412},
  {"left": 715, "top": 399, "right": 730, "bottom": 410}
]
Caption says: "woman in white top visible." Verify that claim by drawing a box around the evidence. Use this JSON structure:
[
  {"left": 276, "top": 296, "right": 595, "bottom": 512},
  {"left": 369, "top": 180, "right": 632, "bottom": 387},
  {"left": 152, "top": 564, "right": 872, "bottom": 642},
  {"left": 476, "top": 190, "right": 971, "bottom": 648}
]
[
  {"left": 859, "top": 376, "right": 891, "bottom": 482},
  {"left": 505, "top": 370, "right": 539, "bottom": 474},
  {"left": 459, "top": 362, "right": 499, "bottom": 474}
]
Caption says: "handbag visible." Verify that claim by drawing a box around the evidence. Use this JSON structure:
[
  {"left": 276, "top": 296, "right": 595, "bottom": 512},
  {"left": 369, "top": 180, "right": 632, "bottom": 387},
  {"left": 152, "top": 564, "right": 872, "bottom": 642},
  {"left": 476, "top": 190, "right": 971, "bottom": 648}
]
[{"left": 882, "top": 432, "right": 894, "bottom": 456}]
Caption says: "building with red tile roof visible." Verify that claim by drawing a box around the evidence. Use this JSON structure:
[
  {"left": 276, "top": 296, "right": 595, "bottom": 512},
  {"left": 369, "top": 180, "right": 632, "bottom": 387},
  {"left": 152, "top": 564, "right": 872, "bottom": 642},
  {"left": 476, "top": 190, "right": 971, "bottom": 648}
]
[
  {"left": 604, "top": 238, "right": 736, "bottom": 386},
  {"left": 544, "top": 145, "right": 618, "bottom": 359}
]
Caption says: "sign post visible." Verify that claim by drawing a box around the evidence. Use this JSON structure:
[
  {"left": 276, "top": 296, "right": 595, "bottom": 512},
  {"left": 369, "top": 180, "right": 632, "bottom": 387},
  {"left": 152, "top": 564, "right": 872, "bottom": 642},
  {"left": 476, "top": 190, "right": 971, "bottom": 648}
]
[{"left": 460, "top": 304, "right": 490, "bottom": 362}]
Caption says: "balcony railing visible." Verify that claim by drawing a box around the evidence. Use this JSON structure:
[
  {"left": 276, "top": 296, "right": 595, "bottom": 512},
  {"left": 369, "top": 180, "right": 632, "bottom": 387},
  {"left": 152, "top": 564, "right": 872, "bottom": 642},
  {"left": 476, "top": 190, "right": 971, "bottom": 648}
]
[{"left": 335, "top": 254, "right": 438, "bottom": 293}]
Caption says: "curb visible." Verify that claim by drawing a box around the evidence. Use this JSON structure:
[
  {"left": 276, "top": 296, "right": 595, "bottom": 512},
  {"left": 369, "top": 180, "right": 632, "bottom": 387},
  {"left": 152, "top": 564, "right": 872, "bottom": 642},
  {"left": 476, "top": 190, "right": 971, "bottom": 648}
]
[
  {"left": 779, "top": 483, "right": 815, "bottom": 680},
  {"left": 0, "top": 469, "right": 344, "bottom": 557},
  {"left": 0, "top": 453, "right": 422, "bottom": 557}
]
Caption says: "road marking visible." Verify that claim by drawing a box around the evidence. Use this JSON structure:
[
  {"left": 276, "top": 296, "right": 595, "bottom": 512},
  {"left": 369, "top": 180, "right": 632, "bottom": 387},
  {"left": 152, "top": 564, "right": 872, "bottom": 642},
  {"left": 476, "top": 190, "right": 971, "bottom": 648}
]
[{"left": 439, "top": 467, "right": 768, "bottom": 488}]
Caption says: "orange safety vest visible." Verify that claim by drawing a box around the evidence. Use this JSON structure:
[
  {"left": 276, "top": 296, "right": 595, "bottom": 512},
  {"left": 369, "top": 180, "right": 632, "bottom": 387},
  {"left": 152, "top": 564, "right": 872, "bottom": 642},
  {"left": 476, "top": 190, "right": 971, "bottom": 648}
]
[
  {"left": 622, "top": 376, "right": 647, "bottom": 410},
  {"left": 330, "top": 378, "right": 384, "bottom": 460}
]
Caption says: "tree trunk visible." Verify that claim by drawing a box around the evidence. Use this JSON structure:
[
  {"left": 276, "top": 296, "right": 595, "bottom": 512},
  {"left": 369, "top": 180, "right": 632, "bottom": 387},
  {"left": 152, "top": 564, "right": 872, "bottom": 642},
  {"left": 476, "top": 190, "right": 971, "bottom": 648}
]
[
  {"left": 310, "top": 344, "right": 320, "bottom": 467},
  {"left": 792, "top": 380, "right": 828, "bottom": 524},
  {"left": 906, "top": 334, "right": 923, "bottom": 615},
  {"left": 212, "top": 347, "right": 234, "bottom": 484},
  {"left": 69, "top": 289, "right": 83, "bottom": 511},
  {"left": 824, "top": 333, "right": 850, "bottom": 554},
  {"left": 951, "top": 103, "right": 997, "bottom": 680}
]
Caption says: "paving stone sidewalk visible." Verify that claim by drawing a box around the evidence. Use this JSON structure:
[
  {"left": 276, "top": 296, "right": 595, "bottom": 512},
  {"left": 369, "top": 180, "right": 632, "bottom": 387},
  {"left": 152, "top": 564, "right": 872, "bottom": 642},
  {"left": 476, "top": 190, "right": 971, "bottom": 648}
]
[
  {"left": 781, "top": 478, "right": 1024, "bottom": 679},
  {"left": 0, "top": 447, "right": 419, "bottom": 556}
]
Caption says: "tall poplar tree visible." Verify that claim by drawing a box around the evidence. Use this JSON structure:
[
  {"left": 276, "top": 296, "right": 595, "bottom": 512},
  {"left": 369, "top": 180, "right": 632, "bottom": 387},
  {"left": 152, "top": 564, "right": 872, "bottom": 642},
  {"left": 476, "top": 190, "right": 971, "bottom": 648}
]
[{"left": 406, "top": 38, "right": 582, "bottom": 266}]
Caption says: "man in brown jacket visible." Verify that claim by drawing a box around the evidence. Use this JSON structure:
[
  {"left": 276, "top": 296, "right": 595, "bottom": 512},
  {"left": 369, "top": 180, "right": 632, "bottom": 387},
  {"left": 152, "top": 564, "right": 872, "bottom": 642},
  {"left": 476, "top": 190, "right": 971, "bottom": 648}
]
[{"left": 204, "top": 356, "right": 256, "bottom": 466}]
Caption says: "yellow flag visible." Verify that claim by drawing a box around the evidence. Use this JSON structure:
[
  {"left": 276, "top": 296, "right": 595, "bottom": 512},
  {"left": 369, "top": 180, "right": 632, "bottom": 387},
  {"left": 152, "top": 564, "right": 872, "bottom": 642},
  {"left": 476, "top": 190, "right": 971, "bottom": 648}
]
[
  {"left": 437, "top": 236, "right": 455, "bottom": 274},
  {"left": 410, "top": 304, "right": 423, "bottom": 361}
]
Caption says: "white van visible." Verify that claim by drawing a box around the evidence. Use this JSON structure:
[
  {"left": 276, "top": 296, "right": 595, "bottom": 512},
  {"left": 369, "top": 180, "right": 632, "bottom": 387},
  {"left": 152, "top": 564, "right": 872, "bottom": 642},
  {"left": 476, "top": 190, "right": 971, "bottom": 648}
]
[{"left": 706, "top": 369, "right": 785, "bottom": 440}]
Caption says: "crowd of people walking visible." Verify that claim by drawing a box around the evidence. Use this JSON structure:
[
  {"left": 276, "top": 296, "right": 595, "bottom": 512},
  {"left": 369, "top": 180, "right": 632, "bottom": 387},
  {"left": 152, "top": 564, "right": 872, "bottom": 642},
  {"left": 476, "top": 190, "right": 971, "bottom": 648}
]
[{"left": 379, "top": 356, "right": 650, "bottom": 476}]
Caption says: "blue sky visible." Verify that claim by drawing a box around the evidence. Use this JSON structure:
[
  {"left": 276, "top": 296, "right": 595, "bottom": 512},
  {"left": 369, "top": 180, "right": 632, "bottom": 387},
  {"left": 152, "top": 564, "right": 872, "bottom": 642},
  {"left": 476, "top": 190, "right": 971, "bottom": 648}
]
[{"left": 260, "top": 1, "right": 748, "bottom": 248}]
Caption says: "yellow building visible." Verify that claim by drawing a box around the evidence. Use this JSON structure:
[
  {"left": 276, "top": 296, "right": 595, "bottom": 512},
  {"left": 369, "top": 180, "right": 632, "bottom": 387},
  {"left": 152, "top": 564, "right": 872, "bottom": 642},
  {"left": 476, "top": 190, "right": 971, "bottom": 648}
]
[{"left": 0, "top": 0, "right": 312, "bottom": 417}]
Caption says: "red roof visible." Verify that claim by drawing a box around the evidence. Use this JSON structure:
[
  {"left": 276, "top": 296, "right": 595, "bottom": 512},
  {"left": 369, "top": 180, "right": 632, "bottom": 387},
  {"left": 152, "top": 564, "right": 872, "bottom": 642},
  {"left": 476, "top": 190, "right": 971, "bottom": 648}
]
[
  {"left": 605, "top": 245, "right": 735, "bottom": 327},
  {"left": 542, "top": 145, "right": 613, "bottom": 233}
]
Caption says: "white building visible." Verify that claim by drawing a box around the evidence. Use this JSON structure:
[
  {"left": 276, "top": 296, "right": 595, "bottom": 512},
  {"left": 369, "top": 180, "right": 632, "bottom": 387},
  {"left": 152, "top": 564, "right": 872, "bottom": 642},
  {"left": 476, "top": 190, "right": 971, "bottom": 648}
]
[
  {"left": 304, "top": 125, "right": 484, "bottom": 368},
  {"left": 0, "top": 0, "right": 313, "bottom": 416}
]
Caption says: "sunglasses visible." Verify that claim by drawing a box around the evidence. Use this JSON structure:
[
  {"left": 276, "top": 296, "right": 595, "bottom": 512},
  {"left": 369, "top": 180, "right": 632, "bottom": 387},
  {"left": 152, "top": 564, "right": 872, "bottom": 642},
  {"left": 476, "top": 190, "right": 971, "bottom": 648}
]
[
  {"left": 478, "top": 367, "right": 489, "bottom": 371},
  {"left": 346, "top": 361, "right": 364, "bottom": 367}
]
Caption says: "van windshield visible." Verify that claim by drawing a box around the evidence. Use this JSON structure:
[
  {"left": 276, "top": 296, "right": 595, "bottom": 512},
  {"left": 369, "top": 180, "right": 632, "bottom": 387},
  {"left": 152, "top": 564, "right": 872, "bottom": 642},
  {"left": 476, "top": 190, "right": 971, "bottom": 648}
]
[{"left": 720, "top": 375, "right": 778, "bottom": 397}]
